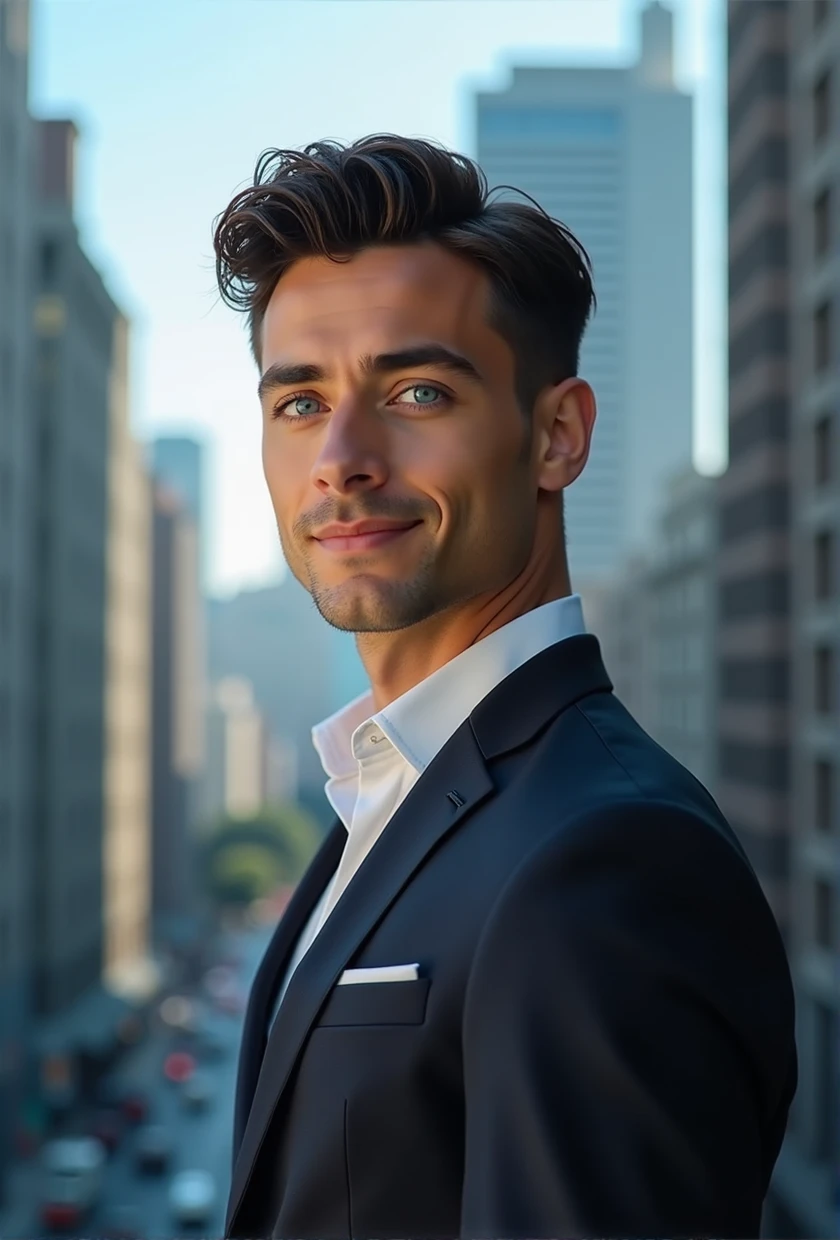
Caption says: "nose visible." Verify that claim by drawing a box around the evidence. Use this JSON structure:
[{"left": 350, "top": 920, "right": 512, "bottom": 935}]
[{"left": 309, "top": 401, "right": 389, "bottom": 497}]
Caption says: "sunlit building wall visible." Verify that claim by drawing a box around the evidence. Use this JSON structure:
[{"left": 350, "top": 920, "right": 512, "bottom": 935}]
[
  {"left": 203, "top": 677, "right": 268, "bottom": 824},
  {"left": 102, "top": 313, "right": 155, "bottom": 1000},
  {"left": 475, "top": 0, "right": 693, "bottom": 585}
]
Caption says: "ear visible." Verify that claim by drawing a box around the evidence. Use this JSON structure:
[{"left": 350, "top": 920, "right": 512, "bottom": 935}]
[{"left": 533, "top": 377, "right": 596, "bottom": 494}]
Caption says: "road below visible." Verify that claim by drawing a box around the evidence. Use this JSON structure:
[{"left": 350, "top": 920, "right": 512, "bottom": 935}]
[{"left": 0, "top": 924, "right": 273, "bottom": 1240}]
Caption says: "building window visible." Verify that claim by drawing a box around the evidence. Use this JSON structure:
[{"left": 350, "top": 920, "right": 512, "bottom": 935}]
[
  {"left": 814, "top": 71, "right": 831, "bottom": 144},
  {"left": 815, "top": 415, "right": 833, "bottom": 486},
  {"left": 815, "top": 644, "right": 835, "bottom": 713},
  {"left": 814, "top": 529, "right": 835, "bottom": 599},
  {"left": 815, "top": 878, "right": 834, "bottom": 949},
  {"left": 814, "top": 186, "right": 831, "bottom": 257},
  {"left": 815, "top": 301, "right": 833, "bottom": 372},
  {"left": 815, "top": 759, "right": 834, "bottom": 831}
]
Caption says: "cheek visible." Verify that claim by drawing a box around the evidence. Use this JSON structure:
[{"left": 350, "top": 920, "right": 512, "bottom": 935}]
[{"left": 262, "top": 434, "right": 305, "bottom": 511}]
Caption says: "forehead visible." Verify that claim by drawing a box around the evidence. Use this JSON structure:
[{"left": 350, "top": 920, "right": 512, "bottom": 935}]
[{"left": 260, "top": 243, "right": 497, "bottom": 362}]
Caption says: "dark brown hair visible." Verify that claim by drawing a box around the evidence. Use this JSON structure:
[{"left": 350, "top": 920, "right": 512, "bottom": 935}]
[{"left": 213, "top": 134, "right": 596, "bottom": 414}]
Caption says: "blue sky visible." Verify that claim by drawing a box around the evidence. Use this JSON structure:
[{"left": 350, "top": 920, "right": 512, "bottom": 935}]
[{"left": 30, "top": 0, "right": 726, "bottom": 596}]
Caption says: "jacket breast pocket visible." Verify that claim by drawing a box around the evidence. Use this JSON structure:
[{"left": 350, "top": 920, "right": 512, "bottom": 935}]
[{"left": 316, "top": 978, "right": 431, "bottom": 1028}]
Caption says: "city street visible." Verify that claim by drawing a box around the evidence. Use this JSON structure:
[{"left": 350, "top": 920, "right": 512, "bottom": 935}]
[{"left": 0, "top": 925, "right": 272, "bottom": 1240}]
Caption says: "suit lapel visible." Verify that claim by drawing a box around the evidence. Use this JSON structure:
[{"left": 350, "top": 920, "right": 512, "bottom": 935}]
[
  {"left": 231, "top": 821, "right": 346, "bottom": 1160},
  {"left": 226, "top": 632, "right": 614, "bottom": 1234},
  {"left": 226, "top": 721, "right": 493, "bottom": 1232}
]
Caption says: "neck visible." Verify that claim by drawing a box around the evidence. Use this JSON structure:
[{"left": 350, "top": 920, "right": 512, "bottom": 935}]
[{"left": 357, "top": 556, "right": 572, "bottom": 712}]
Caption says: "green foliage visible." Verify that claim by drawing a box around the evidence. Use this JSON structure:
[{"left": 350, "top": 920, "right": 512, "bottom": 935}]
[{"left": 200, "top": 801, "right": 323, "bottom": 910}]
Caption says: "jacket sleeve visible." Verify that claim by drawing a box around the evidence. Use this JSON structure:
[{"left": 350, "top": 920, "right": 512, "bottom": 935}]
[{"left": 459, "top": 800, "right": 796, "bottom": 1239}]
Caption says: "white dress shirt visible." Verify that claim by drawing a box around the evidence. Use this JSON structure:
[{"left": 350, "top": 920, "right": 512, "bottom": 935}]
[{"left": 268, "top": 594, "right": 586, "bottom": 1023}]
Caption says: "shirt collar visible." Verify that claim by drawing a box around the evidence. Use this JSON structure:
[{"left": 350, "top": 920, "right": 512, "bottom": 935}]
[{"left": 311, "top": 594, "right": 587, "bottom": 780}]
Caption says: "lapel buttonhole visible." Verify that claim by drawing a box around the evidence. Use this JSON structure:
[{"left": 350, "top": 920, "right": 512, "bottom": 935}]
[{"left": 446, "top": 790, "right": 466, "bottom": 809}]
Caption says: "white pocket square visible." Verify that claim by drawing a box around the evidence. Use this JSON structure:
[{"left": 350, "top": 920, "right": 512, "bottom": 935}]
[{"left": 337, "top": 963, "right": 419, "bottom": 986}]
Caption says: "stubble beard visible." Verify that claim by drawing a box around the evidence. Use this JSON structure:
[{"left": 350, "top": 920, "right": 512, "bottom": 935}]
[{"left": 282, "top": 529, "right": 447, "bottom": 634}]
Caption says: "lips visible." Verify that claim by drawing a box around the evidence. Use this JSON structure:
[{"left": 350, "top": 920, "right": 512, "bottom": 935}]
[{"left": 312, "top": 519, "right": 422, "bottom": 554}]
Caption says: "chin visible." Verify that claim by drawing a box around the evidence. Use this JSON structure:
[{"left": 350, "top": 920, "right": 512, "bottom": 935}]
[{"left": 311, "top": 577, "right": 437, "bottom": 634}]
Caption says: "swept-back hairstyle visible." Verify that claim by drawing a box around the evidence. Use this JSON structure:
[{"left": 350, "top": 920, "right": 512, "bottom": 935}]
[{"left": 213, "top": 134, "right": 595, "bottom": 414}]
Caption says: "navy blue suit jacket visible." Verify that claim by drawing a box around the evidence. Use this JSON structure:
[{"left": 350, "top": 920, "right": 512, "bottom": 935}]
[{"left": 226, "top": 634, "right": 797, "bottom": 1239}]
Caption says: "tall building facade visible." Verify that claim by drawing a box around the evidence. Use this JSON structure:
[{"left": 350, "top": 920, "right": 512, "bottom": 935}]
[
  {"left": 0, "top": 0, "right": 34, "bottom": 1189},
  {"left": 203, "top": 677, "right": 269, "bottom": 824},
  {"left": 152, "top": 435, "right": 208, "bottom": 588},
  {"left": 150, "top": 483, "right": 203, "bottom": 941},
  {"left": 30, "top": 119, "right": 111, "bottom": 1017},
  {"left": 725, "top": 2, "right": 838, "bottom": 1234},
  {"left": 591, "top": 467, "right": 720, "bottom": 796},
  {"left": 102, "top": 314, "right": 155, "bottom": 1001},
  {"left": 475, "top": 0, "right": 693, "bottom": 584}
]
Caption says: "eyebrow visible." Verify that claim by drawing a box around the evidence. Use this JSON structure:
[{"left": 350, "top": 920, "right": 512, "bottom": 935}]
[{"left": 257, "top": 344, "right": 484, "bottom": 401}]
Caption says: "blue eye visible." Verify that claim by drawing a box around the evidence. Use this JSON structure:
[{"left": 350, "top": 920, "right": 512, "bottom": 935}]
[
  {"left": 273, "top": 394, "right": 323, "bottom": 420},
  {"left": 394, "top": 384, "right": 448, "bottom": 408}
]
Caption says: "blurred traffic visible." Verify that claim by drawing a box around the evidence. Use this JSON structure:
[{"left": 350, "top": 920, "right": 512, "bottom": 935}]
[{"left": 1, "top": 926, "right": 269, "bottom": 1239}]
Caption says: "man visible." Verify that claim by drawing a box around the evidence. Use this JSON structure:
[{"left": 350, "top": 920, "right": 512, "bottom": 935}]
[{"left": 213, "top": 135, "right": 796, "bottom": 1239}]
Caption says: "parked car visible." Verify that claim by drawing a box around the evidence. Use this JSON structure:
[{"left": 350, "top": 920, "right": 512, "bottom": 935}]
[
  {"left": 134, "top": 1125, "right": 172, "bottom": 1175},
  {"left": 40, "top": 1137, "right": 106, "bottom": 1233},
  {"left": 168, "top": 1170, "right": 217, "bottom": 1228}
]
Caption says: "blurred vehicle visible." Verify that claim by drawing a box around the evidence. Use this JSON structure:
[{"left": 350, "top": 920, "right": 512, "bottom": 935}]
[
  {"left": 163, "top": 1050, "right": 195, "bottom": 1083},
  {"left": 39, "top": 1137, "right": 105, "bottom": 1232},
  {"left": 181, "top": 1070, "right": 214, "bottom": 1112},
  {"left": 97, "top": 1203, "right": 145, "bottom": 1239},
  {"left": 168, "top": 1169, "right": 217, "bottom": 1228},
  {"left": 90, "top": 1108, "right": 123, "bottom": 1155},
  {"left": 134, "top": 1124, "right": 173, "bottom": 1175},
  {"left": 98, "top": 1080, "right": 149, "bottom": 1125},
  {"left": 121, "top": 1090, "right": 149, "bottom": 1124}
]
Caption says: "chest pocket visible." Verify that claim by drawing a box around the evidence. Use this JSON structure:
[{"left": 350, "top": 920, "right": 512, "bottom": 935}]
[{"left": 315, "top": 978, "right": 431, "bottom": 1027}]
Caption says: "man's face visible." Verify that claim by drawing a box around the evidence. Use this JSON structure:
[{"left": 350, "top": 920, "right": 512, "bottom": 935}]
[{"left": 259, "top": 242, "right": 546, "bottom": 633}]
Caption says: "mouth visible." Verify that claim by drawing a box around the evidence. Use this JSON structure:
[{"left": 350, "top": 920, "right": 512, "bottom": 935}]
[{"left": 312, "top": 520, "right": 423, "bottom": 555}]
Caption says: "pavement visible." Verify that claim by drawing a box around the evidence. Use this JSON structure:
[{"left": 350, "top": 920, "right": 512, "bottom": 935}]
[{"left": 0, "top": 926, "right": 272, "bottom": 1240}]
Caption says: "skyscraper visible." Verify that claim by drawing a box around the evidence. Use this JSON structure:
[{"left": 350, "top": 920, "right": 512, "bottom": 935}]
[
  {"left": 150, "top": 482, "right": 204, "bottom": 940},
  {"left": 724, "top": 2, "right": 838, "bottom": 1233},
  {"left": 0, "top": 0, "right": 34, "bottom": 1191},
  {"left": 152, "top": 436, "right": 208, "bottom": 589},
  {"left": 475, "top": 0, "right": 693, "bottom": 585}
]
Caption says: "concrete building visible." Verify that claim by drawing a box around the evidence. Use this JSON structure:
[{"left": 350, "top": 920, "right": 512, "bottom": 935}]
[
  {"left": 475, "top": 0, "right": 693, "bottom": 584},
  {"left": 589, "top": 465, "right": 719, "bottom": 795},
  {"left": 725, "top": 2, "right": 838, "bottom": 1233},
  {"left": 152, "top": 435, "right": 208, "bottom": 590},
  {"left": 102, "top": 314, "right": 156, "bottom": 1003},
  {"left": 150, "top": 483, "right": 204, "bottom": 944},
  {"left": 203, "top": 677, "right": 269, "bottom": 825},
  {"left": 207, "top": 575, "right": 369, "bottom": 826},
  {"left": 647, "top": 467, "right": 720, "bottom": 792},
  {"left": 0, "top": 0, "right": 34, "bottom": 1188},
  {"left": 28, "top": 118, "right": 136, "bottom": 1102}
]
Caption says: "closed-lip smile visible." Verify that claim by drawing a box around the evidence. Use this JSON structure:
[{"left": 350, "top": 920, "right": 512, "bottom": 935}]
[{"left": 312, "top": 519, "right": 422, "bottom": 553}]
